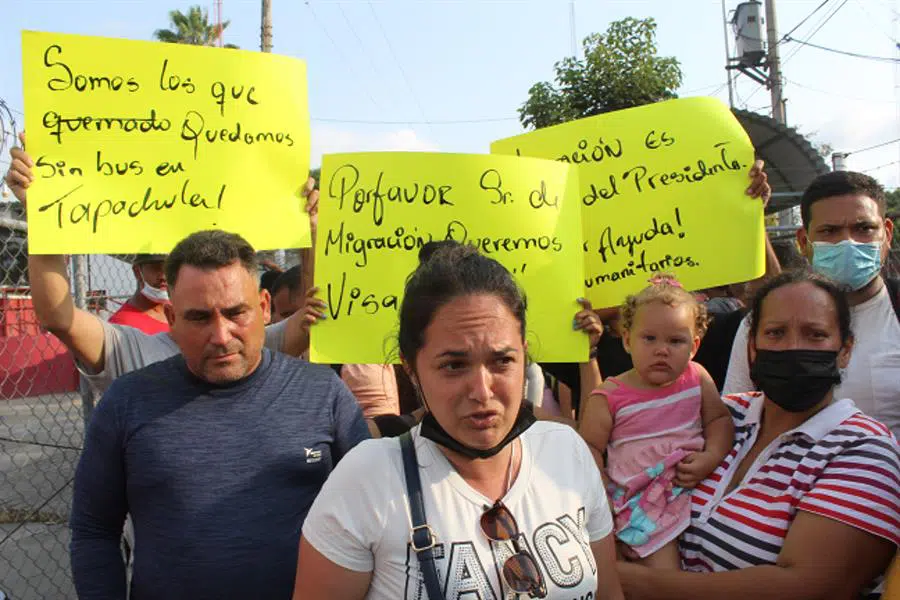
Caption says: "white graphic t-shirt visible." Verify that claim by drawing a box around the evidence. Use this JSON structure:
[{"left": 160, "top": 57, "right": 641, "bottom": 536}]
[{"left": 302, "top": 421, "right": 614, "bottom": 600}]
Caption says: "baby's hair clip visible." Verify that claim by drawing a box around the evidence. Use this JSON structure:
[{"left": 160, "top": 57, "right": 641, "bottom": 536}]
[{"left": 648, "top": 274, "right": 683, "bottom": 289}]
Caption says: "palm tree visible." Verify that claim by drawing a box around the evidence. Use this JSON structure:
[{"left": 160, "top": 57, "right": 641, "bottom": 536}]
[{"left": 154, "top": 5, "right": 238, "bottom": 48}]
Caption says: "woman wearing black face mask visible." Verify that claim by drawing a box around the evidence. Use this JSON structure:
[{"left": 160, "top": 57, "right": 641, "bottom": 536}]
[
  {"left": 618, "top": 270, "right": 900, "bottom": 599},
  {"left": 294, "top": 244, "right": 624, "bottom": 600}
]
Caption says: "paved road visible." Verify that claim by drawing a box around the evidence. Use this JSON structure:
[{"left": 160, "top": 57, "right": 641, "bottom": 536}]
[{"left": 0, "top": 394, "right": 85, "bottom": 600}]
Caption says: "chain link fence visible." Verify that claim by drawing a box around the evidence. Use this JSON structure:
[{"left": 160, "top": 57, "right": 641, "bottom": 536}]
[
  {"left": 0, "top": 211, "right": 300, "bottom": 599},
  {"left": 0, "top": 217, "right": 82, "bottom": 599},
  {"left": 0, "top": 202, "right": 140, "bottom": 599}
]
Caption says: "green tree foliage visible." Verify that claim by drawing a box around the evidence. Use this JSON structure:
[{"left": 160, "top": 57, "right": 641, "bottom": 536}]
[
  {"left": 154, "top": 5, "right": 238, "bottom": 48},
  {"left": 886, "top": 188, "right": 900, "bottom": 215},
  {"left": 884, "top": 190, "right": 898, "bottom": 259},
  {"left": 519, "top": 17, "right": 682, "bottom": 130}
]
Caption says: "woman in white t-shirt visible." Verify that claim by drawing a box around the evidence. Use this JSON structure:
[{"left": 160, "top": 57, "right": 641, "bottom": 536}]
[{"left": 293, "top": 244, "right": 623, "bottom": 600}]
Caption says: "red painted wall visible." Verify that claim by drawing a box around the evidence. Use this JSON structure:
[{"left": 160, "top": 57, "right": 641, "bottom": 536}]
[{"left": 0, "top": 293, "right": 79, "bottom": 399}]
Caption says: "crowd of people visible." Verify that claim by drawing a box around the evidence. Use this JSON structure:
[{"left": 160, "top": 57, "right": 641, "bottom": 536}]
[{"left": 4, "top": 135, "right": 899, "bottom": 599}]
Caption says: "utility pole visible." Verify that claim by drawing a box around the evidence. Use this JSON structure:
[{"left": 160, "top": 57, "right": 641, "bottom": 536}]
[
  {"left": 261, "top": 0, "right": 273, "bottom": 53},
  {"left": 721, "top": 0, "right": 735, "bottom": 108},
  {"left": 261, "top": 0, "right": 283, "bottom": 267},
  {"left": 764, "top": 0, "right": 785, "bottom": 124},
  {"left": 764, "top": 0, "right": 794, "bottom": 225},
  {"left": 569, "top": 0, "right": 577, "bottom": 58}
]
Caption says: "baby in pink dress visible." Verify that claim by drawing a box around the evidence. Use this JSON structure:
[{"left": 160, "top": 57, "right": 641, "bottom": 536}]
[{"left": 579, "top": 275, "right": 734, "bottom": 568}]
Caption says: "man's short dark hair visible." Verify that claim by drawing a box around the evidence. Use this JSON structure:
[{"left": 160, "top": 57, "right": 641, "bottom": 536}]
[
  {"left": 801, "top": 171, "right": 886, "bottom": 229},
  {"left": 259, "top": 269, "right": 281, "bottom": 295},
  {"left": 165, "top": 230, "right": 259, "bottom": 288},
  {"left": 272, "top": 265, "right": 302, "bottom": 298}
]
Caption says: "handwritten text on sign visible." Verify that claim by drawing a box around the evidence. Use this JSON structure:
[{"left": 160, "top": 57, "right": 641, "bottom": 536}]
[
  {"left": 491, "top": 97, "right": 764, "bottom": 307},
  {"left": 311, "top": 152, "right": 586, "bottom": 365},
  {"left": 22, "top": 31, "right": 311, "bottom": 254}
]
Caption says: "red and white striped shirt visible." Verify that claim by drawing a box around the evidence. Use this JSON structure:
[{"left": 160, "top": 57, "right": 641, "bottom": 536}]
[{"left": 681, "top": 393, "right": 900, "bottom": 598}]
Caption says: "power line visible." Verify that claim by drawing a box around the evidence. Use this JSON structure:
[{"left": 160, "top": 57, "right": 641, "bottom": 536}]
[
  {"left": 709, "top": 82, "right": 728, "bottom": 98},
  {"left": 782, "top": 0, "right": 850, "bottom": 64},
  {"left": 680, "top": 82, "right": 728, "bottom": 95},
  {"left": 735, "top": 0, "right": 833, "bottom": 51},
  {"left": 367, "top": 2, "right": 433, "bottom": 137},
  {"left": 304, "top": 1, "right": 382, "bottom": 111},
  {"left": 336, "top": 3, "right": 368, "bottom": 52},
  {"left": 850, "top": 137, "right": 900, "bottom": 155},
  {"left": 779, "top": 0, "right": 843, "bottom": 65},
  {"left": 734, "top": 84, "right": 745, "bottom": 111},
  {"left": 808, "top": 0, "right": 851, "bottom": 38},
  {"left": 335, "top": 2, "right": 394, "bottom": 110},
  {"left": 863, "top": 159, "right": 900, "bottom": 173},
  {"left": 784, "top": 76, "right": 896, "bottom": 103},
  {"left": 783, "top": 36, "right": 900, "bottom": 63},
  {"left": 779, "top": 0, "right": 833, "bottom": 44},
  {"left": 742, "top": 0, "right": 849, "bottom": 111},
  {"left": 737, "top": 79, "right": 764, "bottom": 110},
  {"left": 796, "top": 0, "right": 848, "bottom": 42},
  {"left": 853, "top": 0, "right": 899, "bottom": 45},
  {"left": 874, "top": 0, "right": 900, "bottom": 19}
]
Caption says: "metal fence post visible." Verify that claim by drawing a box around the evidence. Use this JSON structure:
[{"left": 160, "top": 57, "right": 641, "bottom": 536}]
[{"left": 71, "top": 255, "right": 95, "bottom": 426}]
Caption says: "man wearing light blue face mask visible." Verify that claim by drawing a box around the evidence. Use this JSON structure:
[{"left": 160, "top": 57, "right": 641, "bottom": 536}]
[{"left": 724, "top": 171, "right": 899, "bottom": 438}]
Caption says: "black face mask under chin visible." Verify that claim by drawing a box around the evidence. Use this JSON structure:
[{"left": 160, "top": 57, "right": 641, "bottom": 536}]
[
  {"left": 419, "top": 402, "right": 537, "bottom": 460},
  {"left": 749, "top": 349, "right": 842, "bottom": 413}
]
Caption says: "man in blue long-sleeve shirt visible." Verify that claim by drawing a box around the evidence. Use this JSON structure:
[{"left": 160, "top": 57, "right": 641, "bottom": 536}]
[{"left": 70, "top": 230, "right": 369, "bottom": 600}]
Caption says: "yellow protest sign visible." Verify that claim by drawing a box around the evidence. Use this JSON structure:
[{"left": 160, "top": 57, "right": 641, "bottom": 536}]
[
  {"left": 311, "top": 152, "right": 586, "bottom": 365},
  {"left": 492, "top": 97, "right": 763, "bottom": 307},
  {"left": 22, "top": 31, "right": 310, "bottom": 254}
]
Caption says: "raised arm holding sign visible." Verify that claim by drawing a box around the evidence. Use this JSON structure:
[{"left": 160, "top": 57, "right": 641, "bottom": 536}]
[
  {"left": 4, "top": 139, "right": 320, "bottom": 385},
  {"left": 9, "top": 31, "right": 316, "bottom": 383}
]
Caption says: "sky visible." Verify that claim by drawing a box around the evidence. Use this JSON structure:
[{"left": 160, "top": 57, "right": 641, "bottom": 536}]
[{"left": 2, "top": 0, "right": 899, "bottom": 188}]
